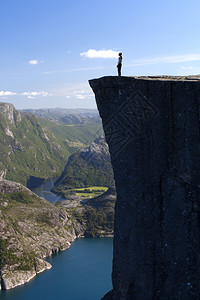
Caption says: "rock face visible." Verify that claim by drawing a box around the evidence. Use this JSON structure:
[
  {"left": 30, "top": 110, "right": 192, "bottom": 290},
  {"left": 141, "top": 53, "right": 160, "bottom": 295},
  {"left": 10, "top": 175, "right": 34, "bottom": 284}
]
[
  {"left": 1, "top": 258, "right": 52, "bottom": 290},
  {"left": 0, "top": 102, "right": 21, "bottom": 125},
  {"left": 89, "top": 76, "right": 200, "bottom": 299}
]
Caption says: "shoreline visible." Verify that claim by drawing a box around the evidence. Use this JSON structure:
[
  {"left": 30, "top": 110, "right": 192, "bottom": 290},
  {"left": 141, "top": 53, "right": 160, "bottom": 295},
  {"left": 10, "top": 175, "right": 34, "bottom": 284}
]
[
  {"left": 0, "top": 177, "right": 114, "bottom": 291},
  {"left": 0, "top": 238, "right": 75, "bottom": 291},
  {"left": 0, "top": 234, "right": 113, "bottom": 291}
]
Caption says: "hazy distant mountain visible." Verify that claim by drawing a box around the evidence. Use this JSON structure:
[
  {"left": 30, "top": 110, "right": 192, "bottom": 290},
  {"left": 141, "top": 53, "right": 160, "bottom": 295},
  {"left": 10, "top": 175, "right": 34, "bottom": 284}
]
[{"left": 21, "top": 108, "right": 100, "bottom": 124}]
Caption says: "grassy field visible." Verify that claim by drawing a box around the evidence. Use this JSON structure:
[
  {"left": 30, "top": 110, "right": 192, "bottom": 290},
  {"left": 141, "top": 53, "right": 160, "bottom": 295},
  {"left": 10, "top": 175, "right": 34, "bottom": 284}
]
[{"left": 69, "top": 186, "right": 108, "bottom": 198}]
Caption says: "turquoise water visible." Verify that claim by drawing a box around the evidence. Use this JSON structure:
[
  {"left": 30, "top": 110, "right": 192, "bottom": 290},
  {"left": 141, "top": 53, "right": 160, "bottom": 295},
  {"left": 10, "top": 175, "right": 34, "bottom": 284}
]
[{"left": 0, "top": 237, "right": 113, "bottom": 300}]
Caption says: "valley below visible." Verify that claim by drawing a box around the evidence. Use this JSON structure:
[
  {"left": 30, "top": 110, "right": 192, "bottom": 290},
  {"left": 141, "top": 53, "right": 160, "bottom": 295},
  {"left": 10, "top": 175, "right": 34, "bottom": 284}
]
[{"left": 0, "top": 104, "right": 116, "bottom": 292}]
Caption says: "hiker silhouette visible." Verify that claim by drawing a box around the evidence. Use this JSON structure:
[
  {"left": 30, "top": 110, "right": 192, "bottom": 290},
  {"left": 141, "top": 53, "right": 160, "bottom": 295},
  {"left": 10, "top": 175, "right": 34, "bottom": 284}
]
[{"left": 117, "top": 52, "right": 122, "bottom": 76}]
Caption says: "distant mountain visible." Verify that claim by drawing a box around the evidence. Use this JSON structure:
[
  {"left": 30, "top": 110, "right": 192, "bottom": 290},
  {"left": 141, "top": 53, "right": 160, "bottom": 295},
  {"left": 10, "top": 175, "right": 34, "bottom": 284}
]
[
  {"left": 37, "top": 115, "right": 103, "bottom": 146},
  {"left": 21, "top": 108, "right": 100, "bottom": 124},
  {"left": 53, "top": 136, "right": 115, "bottom": 194},
  {"left": 0, "top": 103, "right": 103, "bottom": 187}
]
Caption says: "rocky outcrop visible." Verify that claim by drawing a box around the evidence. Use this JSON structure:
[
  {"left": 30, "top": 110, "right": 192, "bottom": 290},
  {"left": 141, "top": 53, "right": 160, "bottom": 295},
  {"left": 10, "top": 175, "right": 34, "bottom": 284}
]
[
  {"left": 0, "top": 103, "right": 21, "bottom": 125},
  {"left": 1, "top": 269, "right": 37, "bottom": 290},
  {"left": 1, "top": 259, "right": 51, "bottom": 290},
  {"left": 0, "top": 179, "right": 78, "bottom": 290},
  {"left": 0, "top": 178, "right": 32, "bottom": 194},
  {"left": 89, "top": 76, "right": 200, "bottom": 299}
]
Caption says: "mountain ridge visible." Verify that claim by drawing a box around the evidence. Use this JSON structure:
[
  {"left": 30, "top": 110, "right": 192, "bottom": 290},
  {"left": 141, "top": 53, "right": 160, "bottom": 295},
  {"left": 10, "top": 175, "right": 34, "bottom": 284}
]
[{"left": 0, "top": 103, "right": 103, "bottom": 187}]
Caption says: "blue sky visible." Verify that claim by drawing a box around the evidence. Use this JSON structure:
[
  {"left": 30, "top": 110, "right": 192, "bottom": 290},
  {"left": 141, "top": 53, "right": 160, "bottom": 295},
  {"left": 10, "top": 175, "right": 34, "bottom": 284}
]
[{"left": 1, "top": 0, "right": 200, "bottom": 109}]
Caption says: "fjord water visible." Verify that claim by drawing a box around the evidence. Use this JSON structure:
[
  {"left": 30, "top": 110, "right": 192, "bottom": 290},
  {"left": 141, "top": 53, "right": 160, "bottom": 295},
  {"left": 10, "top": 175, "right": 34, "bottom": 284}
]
[
  {"left": 0, "top": 238, "right": 113, "bottom": 300},
  {"left": 31, "top": 177, "right": 63, "bottom": 203},
  {"left": 0, "top": 179, "right": 113, "bottom": 300}
]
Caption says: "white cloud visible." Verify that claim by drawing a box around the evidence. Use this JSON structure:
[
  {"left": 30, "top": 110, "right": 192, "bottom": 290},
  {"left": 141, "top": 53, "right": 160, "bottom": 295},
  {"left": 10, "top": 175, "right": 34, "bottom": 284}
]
[
  {"left": 28, "top": 59, "right": 39, "bottom": 65},
  {"left": 21, "top": 91, "right": 50, "bottom": 98},
  {"left": 0, "top": 91, "right": 16, "bottom": 96},
  {"left": 68, "top": 89, "right": 94, "bottom": 100},
  {"left": 53, "top": 83, "right": 94, "bottom": 100},
  {"left": 80, "top": 49, "right": 119, "bottom": 59},
  {"left": 0, "top": 90, "right": 51, "bottom": 100},
  {"left": 75, "top": 94, "right": 85, "bottom": 99}
]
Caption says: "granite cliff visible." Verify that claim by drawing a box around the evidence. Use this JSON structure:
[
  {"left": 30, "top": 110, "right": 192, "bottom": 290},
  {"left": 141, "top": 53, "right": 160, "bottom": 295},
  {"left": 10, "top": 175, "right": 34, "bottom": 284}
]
[{"left": 89, "top": 76, "right": 200, "bottom": 299}]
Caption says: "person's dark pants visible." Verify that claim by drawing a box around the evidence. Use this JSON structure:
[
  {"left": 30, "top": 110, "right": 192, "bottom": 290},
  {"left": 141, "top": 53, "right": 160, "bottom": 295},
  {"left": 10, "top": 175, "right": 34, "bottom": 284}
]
[{"left": 117, "top": 63, "right": 122, "bottom": 76}]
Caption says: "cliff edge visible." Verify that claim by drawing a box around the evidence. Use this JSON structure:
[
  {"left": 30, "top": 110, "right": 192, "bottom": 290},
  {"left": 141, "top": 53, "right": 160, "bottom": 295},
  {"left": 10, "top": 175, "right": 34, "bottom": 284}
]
[{"left": 89, "top": 76, "right": 200, "bottom": 299}]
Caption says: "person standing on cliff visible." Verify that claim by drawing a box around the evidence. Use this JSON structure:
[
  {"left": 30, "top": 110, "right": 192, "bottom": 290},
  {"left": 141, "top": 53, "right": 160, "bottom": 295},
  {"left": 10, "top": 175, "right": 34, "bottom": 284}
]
[{"left": 117, "top": 52, "right": 123, "bottom": 76}]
